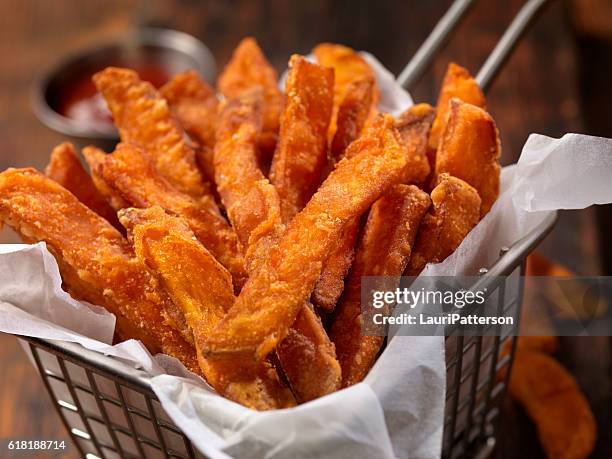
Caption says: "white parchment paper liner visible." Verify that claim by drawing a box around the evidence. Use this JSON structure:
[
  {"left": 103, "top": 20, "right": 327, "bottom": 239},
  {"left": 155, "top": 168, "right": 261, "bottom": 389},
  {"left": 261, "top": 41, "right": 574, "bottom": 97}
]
[{"left": 1, "top": 54, "right": 612, "bottom": 459}]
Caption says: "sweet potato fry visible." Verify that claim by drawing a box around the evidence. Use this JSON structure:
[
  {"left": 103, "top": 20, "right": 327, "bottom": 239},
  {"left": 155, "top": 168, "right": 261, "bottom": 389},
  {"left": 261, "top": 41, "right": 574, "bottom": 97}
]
[
  {"left": 329, "top": 76, "right": 375, "bottom": 165},
  {"left": 277, "top": 303, "right": 341, "bottom": 402},
  {"left": 45, "top": 142, "right": 120, "bottom": 229},
  {"left": 119, "top": 206, "right": 295, "bottom": 410},
  {"left": 311, "top": 217, "right": 360, "bottom": 312},
  {"left": 331, "top": 185, "right": 431, "bottom": 386},
  {"left": 214, "top": 90, "right": 282, "bottom": 268},
  {"left": 93, "top": 67, "right": 206, "bottom": 197},
  {"left": 82, "top": 146, "right": 129, "bottom": 210},
  {"left": 160, "top": 70, "right": 218, "bottom": 150},
  {"left": 0, "top": 168, "right": 199, "bottom": 373},
  {"left": 405, "top": 173, "right": 481, "bottom": 276},
  {"left": 509, "top": 351, "right": 597, "bottom": 459},
  {"left": 428, "top": 62, "right": 486, "bottom": 150},
  {"left": 435, "top": 98, "right": 501, "bottom": 216},
  {"left": 215, "top": 91, "right": 341, "bottom": 401},
  {"left": 218, "top": 37, "right": 283, "bottom": 161},
  {"left": 270, "top": 55, "right": 334, "bottom": 222},
  {"left": 395, "top": 103, "right": 435, "bottom": 186},
  {"left": 313, "top": 43, "right": 379, "bottom": 116},
  {"left": 202, "top": 114, "right": 408, "bottom": 360},
  {"left": 97, "top": 143, "right": 247, "bottom": 289}
]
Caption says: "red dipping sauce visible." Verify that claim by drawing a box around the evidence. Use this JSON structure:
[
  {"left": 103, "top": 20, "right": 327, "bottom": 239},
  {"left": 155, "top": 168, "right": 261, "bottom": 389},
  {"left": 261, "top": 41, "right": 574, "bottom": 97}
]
[{"left": 56, "top": 63, "right": 171, "bottom": 131}]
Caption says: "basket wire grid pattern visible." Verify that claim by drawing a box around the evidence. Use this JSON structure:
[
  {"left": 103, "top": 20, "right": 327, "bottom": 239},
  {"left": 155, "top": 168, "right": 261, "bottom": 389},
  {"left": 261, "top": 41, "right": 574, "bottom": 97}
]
[{"left": 14, "top": 211, "right": 557, "bottom": 459}]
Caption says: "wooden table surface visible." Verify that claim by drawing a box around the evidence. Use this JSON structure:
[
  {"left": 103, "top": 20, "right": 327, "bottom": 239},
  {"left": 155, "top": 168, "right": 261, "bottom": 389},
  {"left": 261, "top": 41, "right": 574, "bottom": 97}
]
[{"left": 0, "top": 1, "right": 609, "bottom": 458}]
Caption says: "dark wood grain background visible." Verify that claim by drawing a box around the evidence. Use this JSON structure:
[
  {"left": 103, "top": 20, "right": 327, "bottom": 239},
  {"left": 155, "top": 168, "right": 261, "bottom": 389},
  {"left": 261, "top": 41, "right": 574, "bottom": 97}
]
[{"left": 0, "top": 0, "right": 610, "bottom": 458}]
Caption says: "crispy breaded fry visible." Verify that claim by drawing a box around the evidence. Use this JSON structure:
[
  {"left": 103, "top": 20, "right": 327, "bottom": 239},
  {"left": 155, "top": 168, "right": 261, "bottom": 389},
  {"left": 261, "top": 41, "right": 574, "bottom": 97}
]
[
  {"left": 120, "top": 206, "right": 295, "bottom": 410},
  {"left": 98, "top": 143, "right": 247, "bottom": 289},
  {"left": 395, "top": 103, "right": 435, "bottom": 186},
  {"left": 509, "top": 351, "right": 596, "bottom": 459},
  {"left": 429, "top": 62, "right": 486, "bottom": 150},
  {"left": 405, "top": 174, "right": 481, "bottom": 276},
  {"left": 0, "top": 168, "right": 199, "bottom": 373},
  {"left": 218, "top": 37, "right": 283, "bottom": 161},
  {"left": 311, "top": 217, "right": 360, "bottom": 312},
  {"left": 82, "top": 146, "right": 129, "bottom": 210},
  {"left": 313, "top": 43, "right": 379, "bottom": 115},
  {"left": 93, "top": 67, "right": 206, "bottom": 197},
  {"left": 270, "top": 55, "right": 334, "bottom": 222},
  {"left": 215, "top": 91, "right": 341, "bottom": 401},
  {"left": 214, "top": 90, "right": 282, "bottom": 268},
  {"left": 160, "top": 70, "right": 218, "bottom": 150},
  {"left": 331, "top": 185, "right": 430, "bottom": 386},
  {"left": 329, "top": 76, "right": 375, "bottom": 165},
  {"left": 435, "top": 99, "right": 500, "bottom": 216},
  {"left": 203, "top": 114, "right": 408, "bottom": 360},
  {"left": 45, "top": 142, "right": 120, "bottom": 229},
  {"left": 277, "top": 304, "right": 341, "bottom": 402}
]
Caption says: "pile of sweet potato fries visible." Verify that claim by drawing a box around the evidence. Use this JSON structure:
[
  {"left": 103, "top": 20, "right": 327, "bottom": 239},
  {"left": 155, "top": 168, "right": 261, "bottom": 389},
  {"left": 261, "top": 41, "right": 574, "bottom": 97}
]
[{"left": 0, "top": 38, "right": 501, "bottom": 409}]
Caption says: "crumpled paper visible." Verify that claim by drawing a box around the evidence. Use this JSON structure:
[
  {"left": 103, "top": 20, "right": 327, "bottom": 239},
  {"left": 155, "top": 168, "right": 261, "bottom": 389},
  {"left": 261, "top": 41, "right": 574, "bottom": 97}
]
[{"left": 1, "top": 52, "right": 612, "bottom": 459}]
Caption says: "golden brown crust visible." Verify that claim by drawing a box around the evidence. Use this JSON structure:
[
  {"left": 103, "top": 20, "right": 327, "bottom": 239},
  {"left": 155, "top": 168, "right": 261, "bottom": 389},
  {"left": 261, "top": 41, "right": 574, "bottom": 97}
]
[
  {"left": 45, "top": 142, "right": 121, "bottom": 229},
  {"left": 270, "top": 55, "right": 334, "bottom": 222},
  {"left": 120, "top": 206, "right": 295, "bottom": 410},
  {"left": 311, "top": 217, "right": 360, "bottom": 312},
  {"left": 214, "top": 91, "right": 282, "bottom": 270},
  {"left": 277, "top": 304, "right": 341, "bottom": 402},
  {"left": 202, "top": 114, "right": 408, "bottom": 361},
  {"left": 313, "top": 43, "right": 379, "bottom": 140},
  {"left": 395, "top": 103, "right": 435, "bottom": 186},
  {"left": 93, "top": 67, "right": 206, "bottom": 197},
  {"left": 329, "top": 76, "right": 375, "bottom": 164},
  {"left": 331, "top": 185, "right": 431, "bottom": 386},
  {"left": 435, "top": 98, "right": 501, "bottom": 216},
  {"left": 98, "top": 143, "right": 247, "bottom": 289},
  {"left": 160, "top": 70, "right": 218, "bottom": 150},
  {"left": 218, "top": 37, "right": 283, "bottom": 161},
  {"left": 428, "top": 62, "right": 486, "bottom": 150},
  {"left": 509, "top": 351, "right": 597, "bottom": 459},
  {"left": 405, "top": 173, "right": 481, "bottom": 276},
  {"left": 215, "top": 91, "right": 341, "bottom": 401},
  {"left": 0, "top": 168, "right": 200, "bottom": 373},
  {"left": 82, "top": 145, "right": 129, "bottom": 210}
]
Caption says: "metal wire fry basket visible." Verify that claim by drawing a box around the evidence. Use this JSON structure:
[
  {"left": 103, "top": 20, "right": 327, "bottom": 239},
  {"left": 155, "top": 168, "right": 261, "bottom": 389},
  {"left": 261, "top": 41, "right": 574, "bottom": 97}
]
[{"left": 12, "top": 211, "right": 557, "bottom": 459}]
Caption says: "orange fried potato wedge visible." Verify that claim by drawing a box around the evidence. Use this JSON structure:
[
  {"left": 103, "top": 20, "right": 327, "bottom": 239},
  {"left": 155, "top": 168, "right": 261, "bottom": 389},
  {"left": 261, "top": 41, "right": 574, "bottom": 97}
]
[
  {"left": 509, "top": 351, "right": 596, "bottom": 459},
  {"left": 331, "top": 185, "right": 431, "bottom": 387},
  {"left": 218, "top": 37, "right": 283, "bottom": 161},
  {"left": 311, "top": 217, "right": 360, "bottom": 313},
  {"left": 119, "top": 206, "right": 296, "bottom": 410},
  {"left": 276, "top": 304, "right": 341, "bottom": 402},
  {"left": 93, "top": 67, "right": 206, "bottom": 198},
  {"left": 45, "top": 142, "right": 120, "bottom": 229},
  {"left": 429, "top": 62, "right": 486, "bottom": 150},
  {"left": 270, "top": 55, "right": 334, "bottom": 222},
  {"left": 405, "top": 173, "right": 481, "bottom": 276},
  {"left": 160, "top": 70, "right": 218, "bottom": 150},
  {"left": 214, "top": 90, "right": 282, "bottom": 269},
  {"left": 435, "top": 98, "right": 501, "bottom": 216},
  {"left": 202, "top": 114, "right": 408, "bottom": 360},
  {"left": 82, "top": 145, "right": 129, "bottom": 210},
  {"left": 395, "top": 103, "right": 435, "bottom": 186},
  {"left": 329, "top": 76, "right": 376, "bottom": 165},
  {"left": 98, "top": 143, "right": 247, "bottom": 289},
  {"left": 0, "top": 168, "right": 200, "bottom": 373},
  {"left": 215, "top": 91, "right": 341, "bottom": 401}
]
